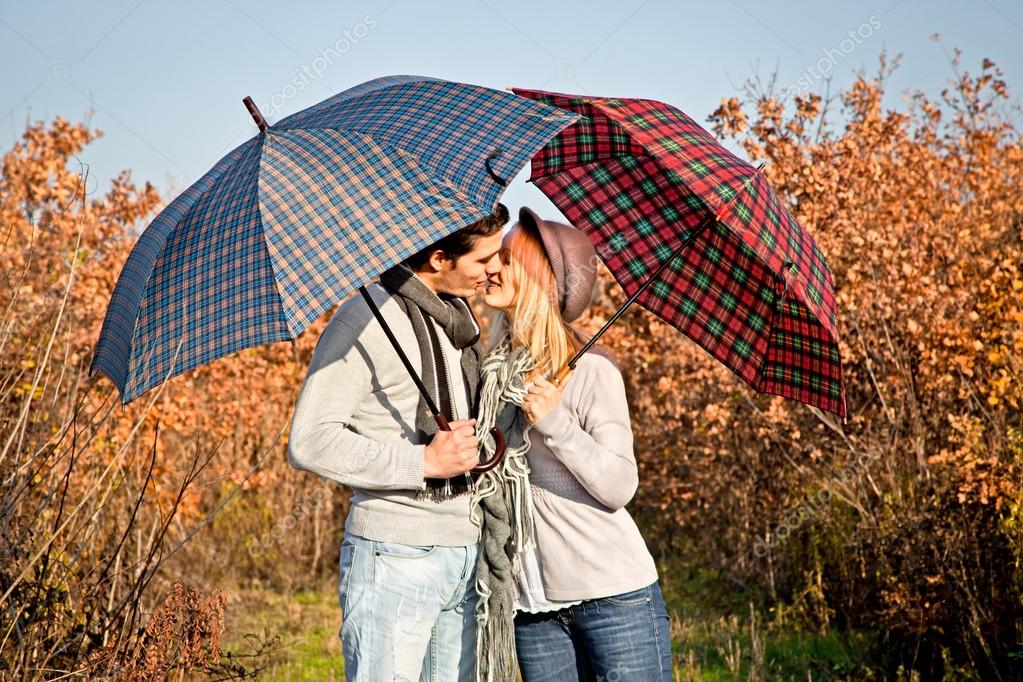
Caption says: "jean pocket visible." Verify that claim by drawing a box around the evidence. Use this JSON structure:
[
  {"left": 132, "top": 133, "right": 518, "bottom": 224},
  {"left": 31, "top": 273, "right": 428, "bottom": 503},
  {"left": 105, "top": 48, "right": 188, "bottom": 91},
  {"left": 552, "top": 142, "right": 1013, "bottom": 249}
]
[
  {"left": 603, "top": 585, "right": 652, "bottom": 606},
  {"left": 372, "top": 540, "right": 439, "bottom": 559},
  {"left": 338, "top": 544, "right": 358, "bottom": 608}
]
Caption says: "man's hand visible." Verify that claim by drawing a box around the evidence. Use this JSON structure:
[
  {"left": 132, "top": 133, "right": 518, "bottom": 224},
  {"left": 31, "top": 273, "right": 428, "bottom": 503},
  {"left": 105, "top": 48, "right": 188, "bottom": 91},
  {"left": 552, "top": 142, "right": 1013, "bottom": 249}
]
[
  {"left": 423, "top": 419, "right": 479, "bottom": 478},
  {"left": 522, "top": 377, "right": 564, "bottom": 425}
]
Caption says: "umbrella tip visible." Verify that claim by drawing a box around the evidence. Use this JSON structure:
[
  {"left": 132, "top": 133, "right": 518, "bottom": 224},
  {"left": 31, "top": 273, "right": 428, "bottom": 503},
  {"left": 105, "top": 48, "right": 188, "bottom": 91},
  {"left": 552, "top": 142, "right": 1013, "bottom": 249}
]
[{"left": 242, "top": 96, "right": 270, "bottom": 133}]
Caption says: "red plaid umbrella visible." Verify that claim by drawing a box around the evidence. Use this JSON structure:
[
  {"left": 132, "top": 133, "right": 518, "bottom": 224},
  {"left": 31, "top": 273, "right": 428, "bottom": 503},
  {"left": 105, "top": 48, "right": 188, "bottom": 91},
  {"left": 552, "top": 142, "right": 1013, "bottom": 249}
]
[{"left": 513, "top": 88, "right": 846, "bottom": 417}]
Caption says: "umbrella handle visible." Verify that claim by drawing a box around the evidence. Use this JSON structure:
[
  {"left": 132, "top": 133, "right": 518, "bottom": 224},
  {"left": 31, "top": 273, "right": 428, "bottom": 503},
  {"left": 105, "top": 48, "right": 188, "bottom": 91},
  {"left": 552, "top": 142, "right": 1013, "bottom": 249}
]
[
  {"left": 432, "top": 413, "right": 507, "bottom": 474},
  {"left": 551, "top": 363, "right": 574, "bottom": 386},
  {"left": 472, "top": 427, "right": 507, "bottom": 473},
  {"left": 484, "top": 150, "right": 508, "bottom": 187}
]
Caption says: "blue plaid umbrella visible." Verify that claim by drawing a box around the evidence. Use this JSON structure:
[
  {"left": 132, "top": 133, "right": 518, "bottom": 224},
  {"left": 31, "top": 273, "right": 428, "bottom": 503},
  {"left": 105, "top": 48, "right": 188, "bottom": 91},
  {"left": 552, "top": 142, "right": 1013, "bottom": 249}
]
[{"left": 91, "top": 75, "right": 578, "bottom": 404}]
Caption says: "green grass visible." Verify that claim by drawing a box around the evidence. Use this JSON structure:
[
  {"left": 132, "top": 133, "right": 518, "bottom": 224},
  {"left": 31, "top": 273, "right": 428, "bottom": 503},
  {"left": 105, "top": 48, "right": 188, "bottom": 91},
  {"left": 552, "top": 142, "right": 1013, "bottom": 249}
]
[
  {"left": 215, "top": 572, "right": 877, "bottom": 681},
  {"left": 657, "top": 560, "right": 875, "bottom": 680},
  {"left": 218, "top": 582, "right": 344, "bottom": 681},
  {"left": 670, "top": 616, "right": 873, "bottom": 681}
]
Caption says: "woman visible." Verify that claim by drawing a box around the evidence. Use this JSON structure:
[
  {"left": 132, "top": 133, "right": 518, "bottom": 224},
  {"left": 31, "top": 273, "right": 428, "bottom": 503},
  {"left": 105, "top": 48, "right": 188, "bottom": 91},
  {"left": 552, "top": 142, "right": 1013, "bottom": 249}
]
[{"left": 471, "top": 207, "right": 671, "bottom": 681}]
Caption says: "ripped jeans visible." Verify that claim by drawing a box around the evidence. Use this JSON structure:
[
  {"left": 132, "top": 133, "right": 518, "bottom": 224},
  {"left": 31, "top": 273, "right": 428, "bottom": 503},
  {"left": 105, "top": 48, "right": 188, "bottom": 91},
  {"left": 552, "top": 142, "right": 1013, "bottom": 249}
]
[{"left": 338, "top": 532, "right": 479, "bottom": 681}]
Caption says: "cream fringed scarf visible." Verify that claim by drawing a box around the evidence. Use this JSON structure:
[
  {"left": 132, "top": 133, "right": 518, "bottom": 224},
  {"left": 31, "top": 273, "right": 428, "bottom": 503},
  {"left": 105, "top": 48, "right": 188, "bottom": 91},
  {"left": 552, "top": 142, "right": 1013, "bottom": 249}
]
[{"left": 470, "top": 338, "right": 536, "bottom": 682}]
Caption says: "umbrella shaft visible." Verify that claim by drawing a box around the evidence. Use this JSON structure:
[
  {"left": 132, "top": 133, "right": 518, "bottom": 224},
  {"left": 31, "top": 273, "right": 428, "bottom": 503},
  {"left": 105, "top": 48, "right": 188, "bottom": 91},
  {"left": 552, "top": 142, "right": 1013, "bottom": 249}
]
[
  {"left": 566, "top": 213, "right": 716, "bottom": 370},
  {"left": 359, "top": 287, "right": 450, "bottom": 431}
]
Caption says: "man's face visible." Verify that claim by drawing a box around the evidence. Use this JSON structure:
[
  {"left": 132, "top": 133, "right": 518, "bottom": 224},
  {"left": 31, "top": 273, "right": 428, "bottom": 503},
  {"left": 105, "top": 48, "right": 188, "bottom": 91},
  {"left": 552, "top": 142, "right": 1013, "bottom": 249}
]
[{"left": 434, "top": 230, "right": 504, "bottom": 298}]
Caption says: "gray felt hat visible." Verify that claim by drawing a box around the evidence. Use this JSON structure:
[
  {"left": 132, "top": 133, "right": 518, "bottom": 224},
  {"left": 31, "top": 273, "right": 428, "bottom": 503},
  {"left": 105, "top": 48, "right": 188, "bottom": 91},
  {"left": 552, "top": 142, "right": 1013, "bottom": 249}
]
[{"left": 516, "top": 207, "right": 598, "bottom": 323}]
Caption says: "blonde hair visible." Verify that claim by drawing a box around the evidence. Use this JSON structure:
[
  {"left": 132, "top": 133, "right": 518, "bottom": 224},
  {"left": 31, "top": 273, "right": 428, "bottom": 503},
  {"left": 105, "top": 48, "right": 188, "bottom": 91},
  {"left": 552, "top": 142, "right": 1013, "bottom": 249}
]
[{"left": 489, "top": 223, "right": 589, "bottom": 382}]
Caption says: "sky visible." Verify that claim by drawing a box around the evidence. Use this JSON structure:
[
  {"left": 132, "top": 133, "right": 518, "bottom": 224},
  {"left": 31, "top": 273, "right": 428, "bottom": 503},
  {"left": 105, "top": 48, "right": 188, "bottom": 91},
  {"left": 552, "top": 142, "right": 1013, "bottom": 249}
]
[{"left": 2, "top": 0, "right": 1021, "bottom": 220}]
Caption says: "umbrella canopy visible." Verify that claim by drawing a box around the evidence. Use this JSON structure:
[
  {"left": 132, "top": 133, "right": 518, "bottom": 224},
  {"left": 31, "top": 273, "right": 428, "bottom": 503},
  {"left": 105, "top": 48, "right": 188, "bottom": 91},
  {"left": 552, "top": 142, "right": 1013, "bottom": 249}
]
[
  {"left": 91, "top": 76, "right": 577, "bottom": 404},
  {"left": 513, "top": 87, "right": 845, "bottom": 417}
]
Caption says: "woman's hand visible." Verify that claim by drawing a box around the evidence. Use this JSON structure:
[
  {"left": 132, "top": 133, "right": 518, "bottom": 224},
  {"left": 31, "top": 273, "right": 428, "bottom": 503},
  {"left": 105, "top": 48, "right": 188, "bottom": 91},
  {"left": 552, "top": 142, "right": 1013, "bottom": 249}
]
[{"left": 522, "top": 376, "right": 565, "bottom": 425}]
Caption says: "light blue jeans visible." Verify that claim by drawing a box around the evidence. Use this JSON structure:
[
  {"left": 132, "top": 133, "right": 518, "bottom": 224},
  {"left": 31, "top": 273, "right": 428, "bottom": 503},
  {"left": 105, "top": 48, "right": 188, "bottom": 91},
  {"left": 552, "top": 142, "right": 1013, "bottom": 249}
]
[{"left": 338, "top": 532, "right": 479, "bottom": 681}]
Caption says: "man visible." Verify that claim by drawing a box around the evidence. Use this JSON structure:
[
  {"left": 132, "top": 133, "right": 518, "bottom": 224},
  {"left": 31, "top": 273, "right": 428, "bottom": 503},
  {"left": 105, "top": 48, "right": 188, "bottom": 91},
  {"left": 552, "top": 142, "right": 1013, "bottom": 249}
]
[{"left": 288, "top": 204, "right": 508, "bottom": 681}]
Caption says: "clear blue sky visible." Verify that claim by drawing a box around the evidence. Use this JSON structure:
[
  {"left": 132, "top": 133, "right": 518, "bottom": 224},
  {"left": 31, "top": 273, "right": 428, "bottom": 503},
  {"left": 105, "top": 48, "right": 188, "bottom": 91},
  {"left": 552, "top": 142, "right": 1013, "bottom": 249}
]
[{"left": 3, "top": 0, "right": 1020, "bottom": 219}]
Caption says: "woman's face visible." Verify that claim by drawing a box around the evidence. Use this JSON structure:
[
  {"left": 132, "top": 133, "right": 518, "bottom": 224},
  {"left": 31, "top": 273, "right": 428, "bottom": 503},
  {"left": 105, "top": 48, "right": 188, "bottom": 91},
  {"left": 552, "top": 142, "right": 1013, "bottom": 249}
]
[{"left": 483, "top": 247, "right": 518, "bottom": 312}]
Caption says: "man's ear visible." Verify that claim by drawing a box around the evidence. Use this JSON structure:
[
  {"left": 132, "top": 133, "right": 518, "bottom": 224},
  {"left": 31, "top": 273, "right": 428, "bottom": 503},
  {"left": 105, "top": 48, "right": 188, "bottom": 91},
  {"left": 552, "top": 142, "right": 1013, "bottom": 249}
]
[{"left": 427, "top": 249, "right": 450, "bottom": 273}]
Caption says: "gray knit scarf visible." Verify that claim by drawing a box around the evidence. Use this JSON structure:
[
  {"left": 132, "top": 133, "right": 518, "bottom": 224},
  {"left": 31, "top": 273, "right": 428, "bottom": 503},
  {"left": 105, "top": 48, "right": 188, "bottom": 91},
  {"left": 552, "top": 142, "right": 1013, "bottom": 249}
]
[
  {"left": 379, "top": 263, "right": 482, "bottom": 500},
  {"left": 470, "top": 336, "right": 536, "bottom": 682}
]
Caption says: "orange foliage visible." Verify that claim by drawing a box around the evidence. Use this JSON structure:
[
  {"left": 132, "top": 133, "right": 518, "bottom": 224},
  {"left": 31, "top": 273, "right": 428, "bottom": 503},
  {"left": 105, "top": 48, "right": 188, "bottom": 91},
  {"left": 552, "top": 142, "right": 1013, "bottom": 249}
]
[{"left": 1, "top": 117, "right": 334, "bottom": 678}]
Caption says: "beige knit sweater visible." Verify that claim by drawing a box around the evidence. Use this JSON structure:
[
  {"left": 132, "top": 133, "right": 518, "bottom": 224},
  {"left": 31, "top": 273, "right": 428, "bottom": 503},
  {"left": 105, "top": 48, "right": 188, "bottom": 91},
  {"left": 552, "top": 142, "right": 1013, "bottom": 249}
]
[{"left": 288, "top": 283, "right": 477, "bottom": 547}]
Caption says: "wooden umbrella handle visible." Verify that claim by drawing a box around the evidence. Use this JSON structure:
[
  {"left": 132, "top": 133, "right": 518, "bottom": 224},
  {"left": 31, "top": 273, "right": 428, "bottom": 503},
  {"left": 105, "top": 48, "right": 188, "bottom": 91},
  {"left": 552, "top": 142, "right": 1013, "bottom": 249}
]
[
  {"left": 432, "top": 413, "right": 507, "bottom": 474},
  {"left": 471, "top": 427, "right": 506, "bottom": 473},
  {"left": 551, "top": 363, "right": 574, "bottom": 386},
  {"left": 469, "top": 362, "right": 573, "bottom": 474}
]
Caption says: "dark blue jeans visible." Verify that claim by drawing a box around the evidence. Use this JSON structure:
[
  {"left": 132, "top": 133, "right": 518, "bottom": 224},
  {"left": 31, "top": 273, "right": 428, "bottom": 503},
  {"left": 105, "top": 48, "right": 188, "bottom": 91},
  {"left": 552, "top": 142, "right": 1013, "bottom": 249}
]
[{"left": 514, "top": 581, "right": 672, "bottom": 681}]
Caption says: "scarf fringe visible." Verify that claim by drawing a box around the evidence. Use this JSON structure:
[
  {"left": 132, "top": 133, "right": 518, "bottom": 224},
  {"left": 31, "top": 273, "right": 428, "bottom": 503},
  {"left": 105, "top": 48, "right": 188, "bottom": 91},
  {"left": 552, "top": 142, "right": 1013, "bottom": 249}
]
[{"left": 414, "top": 473, "right": 475, "bottom": 501}]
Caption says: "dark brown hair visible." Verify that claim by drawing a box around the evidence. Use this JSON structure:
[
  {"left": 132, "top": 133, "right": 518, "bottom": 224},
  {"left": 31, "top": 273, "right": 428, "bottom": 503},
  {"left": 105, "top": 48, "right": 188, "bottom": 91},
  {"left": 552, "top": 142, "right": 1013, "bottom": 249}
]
[{"left": 403, "top": 203, "right": 509, "bottom": 269}]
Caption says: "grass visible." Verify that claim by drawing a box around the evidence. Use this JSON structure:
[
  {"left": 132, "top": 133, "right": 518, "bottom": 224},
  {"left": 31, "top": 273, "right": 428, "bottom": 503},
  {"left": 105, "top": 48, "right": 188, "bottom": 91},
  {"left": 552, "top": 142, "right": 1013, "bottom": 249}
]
[
  {"left": 215, "top": 573, "right": 876, "bottom": 681},
  {"left": 657, "top": 560, "right": 876, "bottom": 680},
  {"left": 670, "top": 614, "right": 873, "bottom": 680},
  {"left": 218, "top": 581, "right": 344, "bottom": 681}
]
